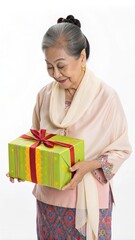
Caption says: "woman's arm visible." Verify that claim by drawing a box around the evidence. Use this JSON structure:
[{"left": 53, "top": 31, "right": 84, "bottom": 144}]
[
  {"left": 62, "top": 93, "right": 132, "bottom": 190},
  {"left": 62, "top": 159, "right": 101, "bottom": 190}
]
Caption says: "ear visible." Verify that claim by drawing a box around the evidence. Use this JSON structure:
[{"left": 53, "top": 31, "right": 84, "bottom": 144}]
[{"left": 80, "top": 48, "right": 86, "bottom": 65}]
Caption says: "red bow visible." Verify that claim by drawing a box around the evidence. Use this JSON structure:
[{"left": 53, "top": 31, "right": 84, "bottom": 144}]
[{"left": 21, "top": 129, "right": 56, "bottom": 148}]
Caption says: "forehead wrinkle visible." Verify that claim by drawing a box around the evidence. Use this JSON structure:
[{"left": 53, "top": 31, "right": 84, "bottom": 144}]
[{"left": 45, "top": 57, "right": 66, "bottom": 64}]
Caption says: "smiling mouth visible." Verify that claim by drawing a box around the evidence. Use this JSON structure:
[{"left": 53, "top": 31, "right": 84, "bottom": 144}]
[{"left": 57, "top": 79, "right": 68, "bottom": 83}]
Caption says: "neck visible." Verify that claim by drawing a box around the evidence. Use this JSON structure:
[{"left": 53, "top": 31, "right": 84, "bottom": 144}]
[
  {"left": 65, "top": 88, "right": 76, "bottom": 101},
  {"left": 65, "top": 71, "right": 85, "bottom": 101}
]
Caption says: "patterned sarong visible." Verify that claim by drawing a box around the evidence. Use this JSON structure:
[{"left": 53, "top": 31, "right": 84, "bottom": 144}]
[{"left": 37, "top": 191, "right": 112, "bottom": 240}]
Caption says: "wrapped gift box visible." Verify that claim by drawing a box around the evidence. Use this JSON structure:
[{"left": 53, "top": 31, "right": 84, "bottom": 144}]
[{"left": 8, "top": 129, "right": 84, "bottom": 189}]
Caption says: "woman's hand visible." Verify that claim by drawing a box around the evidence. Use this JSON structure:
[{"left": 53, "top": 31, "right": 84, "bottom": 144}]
[
  {"left": 6, "top": 172, "right": 24, "bottom": 183},
  {"left": 62, "top": 160, "right": 101, "bottom": 190}
]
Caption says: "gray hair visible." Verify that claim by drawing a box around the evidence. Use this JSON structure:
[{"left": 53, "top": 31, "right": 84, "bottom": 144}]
[{"left": 42, "top": 22, "right": 90, "bottom": 59}]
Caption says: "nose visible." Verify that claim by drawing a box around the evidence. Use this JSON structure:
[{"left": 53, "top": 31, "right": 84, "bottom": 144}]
[{"left": 53, "top": 67, "right": 62, "bottom": 79}]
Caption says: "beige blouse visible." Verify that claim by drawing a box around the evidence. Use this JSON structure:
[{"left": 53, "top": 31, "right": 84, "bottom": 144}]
[{"left": 32, "top": 72, "right": 132, "bottom": 209}]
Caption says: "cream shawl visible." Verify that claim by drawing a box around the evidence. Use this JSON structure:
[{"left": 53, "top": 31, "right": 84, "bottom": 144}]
[
  {"left": 49, "top": 69, "right": 101, "bottom": 239},
  {"left": 33, "top": 68, "right": 131, "bottom": 239}
]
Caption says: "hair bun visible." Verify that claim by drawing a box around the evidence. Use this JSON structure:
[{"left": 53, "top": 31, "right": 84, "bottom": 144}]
[{"left": 57, "top": 15, "right": 81, "bottom": 28}]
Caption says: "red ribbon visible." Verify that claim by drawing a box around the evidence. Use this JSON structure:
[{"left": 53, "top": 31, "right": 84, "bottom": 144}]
[{"left": 20, "top": 129, "right": 75, "bottom": 184}]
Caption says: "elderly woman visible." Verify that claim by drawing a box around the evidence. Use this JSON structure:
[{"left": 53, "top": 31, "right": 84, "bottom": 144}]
[
  {"left": 31, "top": 15, "right": 132, "bottom": 240},
  {"left": 8, "top": 15, "right": 132, "bottom": 240}
]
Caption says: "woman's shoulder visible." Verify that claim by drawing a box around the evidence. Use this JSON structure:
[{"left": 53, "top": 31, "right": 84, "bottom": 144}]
[
  {"left": 90, "top": 70, "right": 121, "bottom": 105},
  {"left": 37, "top": 81, "right": 54, "bottom": 101},
  {"left": 37, "top": 81, "right": 54, "bottom": 98},
  {"left": 34, "top": 81, "right": 54, "bottom": 107},
  {"left": 91, "top": 71, "right": 118, "bottom": 101},
  {"left": 89, "top": 69, "right": 117, "bottom": 98},
  {"left": 99, "top": 78, "right": 123, "bottom": 110},
  {"left": 101, "top": 80, "right": 117, "bottom": 97}
]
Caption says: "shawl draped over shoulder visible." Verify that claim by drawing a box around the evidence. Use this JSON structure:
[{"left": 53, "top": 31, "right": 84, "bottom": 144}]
[{"left": 32, "top": 68, "right": 132, "bottom": 239}]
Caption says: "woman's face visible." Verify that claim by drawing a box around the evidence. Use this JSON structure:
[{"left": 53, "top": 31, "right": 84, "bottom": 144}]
[{"left": 44, "top": 46, "right": 86, "bottom": 90}]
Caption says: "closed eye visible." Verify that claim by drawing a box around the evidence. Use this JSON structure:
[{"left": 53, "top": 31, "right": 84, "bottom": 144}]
[
  {"left": 58, "top": 66, "right": 64, "bottom": 69},
  {"left": 47, "top": 67, "right": 53, "bottom": 70}
]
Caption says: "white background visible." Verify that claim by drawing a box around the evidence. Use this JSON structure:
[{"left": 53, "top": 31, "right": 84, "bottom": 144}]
[{"left": 0, "top": 0, "right": 135, "bottom": 239}]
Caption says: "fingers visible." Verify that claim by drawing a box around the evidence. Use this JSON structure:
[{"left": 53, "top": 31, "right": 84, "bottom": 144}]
[
  {"left": 62, "top": 161, "right": 85, "bottom": 190},
  {"left": 6, "top": 172, "right": 24, "bottom": 183},
  {"left": 62, "top": 183, "right": 70, "bottom": 191},
  {"left": 62, "top": 179, "right": 77, "bottom": 191},
  {"left": 17, "top": 179, "right": 22, "bottom": 182},
  {"left": 62, "top": 173, "right": 81, "bottom": 190},
  {"left": 10, "top": 177, "right": 15, "bottom": 183},
  {"left": 70, "top": 161, "right": 81, "bottom": 172},
  {"left": 6, "top": 172, "right": 14, "bottom": 183},
  {"left": 17, "top": 179, "right": 25, "bottom": 182}
]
